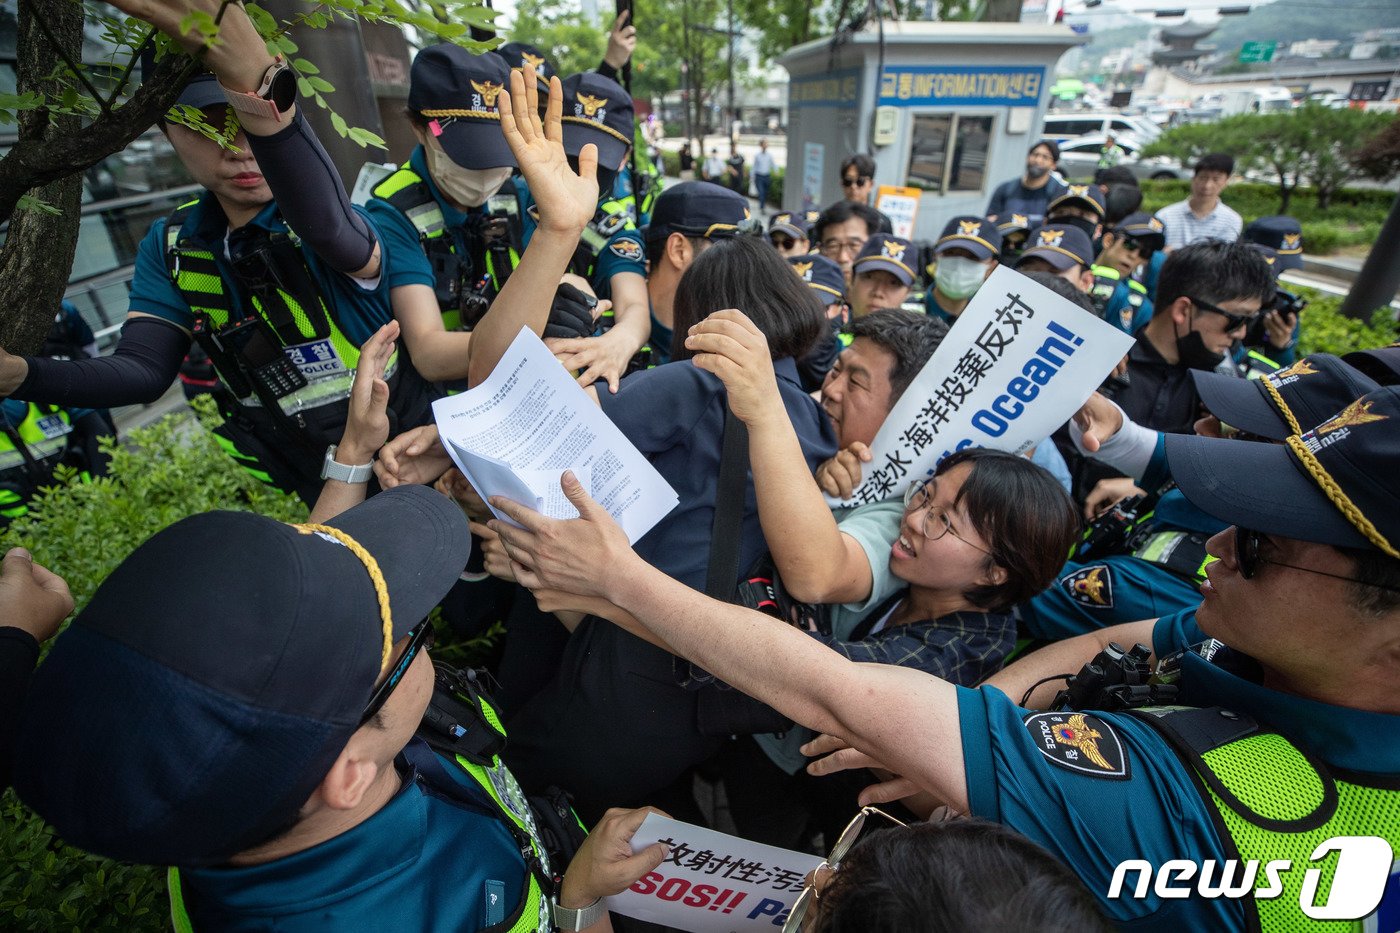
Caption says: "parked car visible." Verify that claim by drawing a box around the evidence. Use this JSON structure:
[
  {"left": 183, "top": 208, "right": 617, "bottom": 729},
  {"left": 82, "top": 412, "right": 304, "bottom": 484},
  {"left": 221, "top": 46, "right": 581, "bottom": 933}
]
[
  {"left": 1056, "top": 135, "right": 1186, "bottom": 182},
  {"left": 1041, "top": 112, "right": 1162, "bottom": 144}
]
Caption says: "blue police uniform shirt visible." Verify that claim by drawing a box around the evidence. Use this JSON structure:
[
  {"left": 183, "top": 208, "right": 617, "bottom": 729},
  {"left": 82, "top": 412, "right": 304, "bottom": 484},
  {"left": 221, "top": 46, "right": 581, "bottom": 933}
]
[
  {"left": 599, "top": 357, "right": 836, "bottom": 591},
  {"left": 1106, "top": 280, "right": 1153, "bottom": 336},
  {"left": 129, "top": 191, "right": 394, "bottom": 347},
  {"left": 649, "top": 314, "right": 674, "bottom": 366},
  {"left": 364, "top": 146, "right": 482, "bottom": 294},
  {"left": 178, "top": 748, "right": 527, "bottom": 931},
  {"left": 1138, "top": 250, "right": 1166, "bottom": 303},
  {"left": 925, "top": 293, "right": 958, "bottom": 325},
  {"left": 1018, "top": 489, "right": 1225, "bottom": 641},
  {"left": 514, "top": 176, "right": 645, "bottom": 300}
]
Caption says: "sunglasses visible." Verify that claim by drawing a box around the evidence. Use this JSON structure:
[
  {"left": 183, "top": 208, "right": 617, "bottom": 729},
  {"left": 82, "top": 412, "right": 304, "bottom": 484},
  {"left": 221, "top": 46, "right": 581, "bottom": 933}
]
[
  {"left": 772, "top": 236, "right": 797, "bottom": 250},
  {"left": 360, "top": 618, "right": 434, "bottom": 725},
  {"left": 841, "top": 176, "right": 871, "bottom": 188},
  {"left": 1121, "top": 237, "right": 1155, "bottom": 257},
  {"left": 782, "top": 807, "right": 906, "bottom": 932},
  {"left": 1235, "top": 527, "right": 1400, "bottom": 592},
  {"left": 1188, "top": 295, "right": 1260, "bottom": 333}
]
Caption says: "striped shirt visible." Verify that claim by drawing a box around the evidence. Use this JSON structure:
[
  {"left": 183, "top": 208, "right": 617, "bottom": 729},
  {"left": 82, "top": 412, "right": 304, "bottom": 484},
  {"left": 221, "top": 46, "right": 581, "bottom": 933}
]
[{"left": 1156, "top": 198, "right": 1243, "bottom": 249}]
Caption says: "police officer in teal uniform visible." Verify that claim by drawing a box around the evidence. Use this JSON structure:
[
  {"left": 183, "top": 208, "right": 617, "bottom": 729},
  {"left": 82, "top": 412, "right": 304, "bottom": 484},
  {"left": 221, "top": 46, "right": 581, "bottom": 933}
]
[
  {"left": 0, "top": 400, "right": 110, "bottom": 525},
  {"left": 515, "top": 72, "right": 653, "bottom": 391},
  {"left": 1020, "top": 351, "right": 1383, "bottom": 641},
  {"left": 13, "top": 486, "right": 667, "bottom": 932},
  {"left": 792, "top": 253, "right": 849, "bottom": 391},
  {"left": 1089, "top": 212, "right": 1164, "bottom": 335},
  {"left": 485, "top": 385, "right": 1400, "bottom": 932},
  {"left": 0, "top": 0, "right": 441, "bottom": 505},
  {"left": 924, "top": 216, "right": 1003, "bottom": 324},
  {"left": 1237, "top": 216, "right": 1306, "bottom": 372}
]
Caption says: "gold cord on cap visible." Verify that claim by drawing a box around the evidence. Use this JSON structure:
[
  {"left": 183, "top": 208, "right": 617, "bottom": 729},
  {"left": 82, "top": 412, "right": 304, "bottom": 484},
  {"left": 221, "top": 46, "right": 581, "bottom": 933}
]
[
  {"left": 1261, "top": 378, "right": 1302, "bottom": 436},
  {"left": 1284, "top": 437, "right": 1399, "bottom": 559},
  {"left": 292, "top": 524, "right": 395, "bottom": 672}
]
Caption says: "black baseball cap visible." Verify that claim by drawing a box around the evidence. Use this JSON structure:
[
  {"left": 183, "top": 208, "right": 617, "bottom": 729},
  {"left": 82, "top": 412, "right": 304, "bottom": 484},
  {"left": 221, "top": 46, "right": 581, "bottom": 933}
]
[
  {"left": 1166, "top": 386, "right": 1400, "bottom": 556},
  {"left": 1192, "top": 353, "right": 1381, "bottom": 441},
  {"left": 1048, "top": 184, "right": 1107, "bottom": 219},
  {"left": 1243, "top": 216, "right": 1304, "bottom": 271},
  {"left": 1112, "top": 212, "right": 1167, "bottom": 254},
  {"left": 1015, "top": 223, "right": 1095, "bottom": 272},
  {"left": 647, "top": 181, "right": 753, "bottom": 244},
  {"left": 1342, "top": 345, "right": 1400, "bottom": 386},
  {"left": 496, "top": 41, "right": 553, "bottom": 92},
  {"left": 770, "top": 212, "right": 810, "bottom": 240},
  {"left": 408, "top": 45, "right": 516, "bottom": 170},
  {"left": 13, "top": 486, "right": 472, "bottom": 867},
  {"left": 560, "top": 72, "right": 633, "bottom": 171},
  {"left": 790, "top": 254, "right": 846, "bottom": 302},
  {"left": 853, "top": 234, "right": 916, "bottom": 286},
  {"left": 933, "top": 216, "right": 1002, "bottom": 261}
]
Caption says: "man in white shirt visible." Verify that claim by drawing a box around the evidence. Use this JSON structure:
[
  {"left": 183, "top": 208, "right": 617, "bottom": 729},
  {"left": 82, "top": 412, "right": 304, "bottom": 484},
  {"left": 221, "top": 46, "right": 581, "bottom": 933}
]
[
  {"left": 701, "top": 148, "right": 725, "bottom": 184},
  {"left": 1156, "top": 153, "right": 1242, "bottom": 250},
  {"left": 752, "top": 138, "right": 776, "bottom": 213}
]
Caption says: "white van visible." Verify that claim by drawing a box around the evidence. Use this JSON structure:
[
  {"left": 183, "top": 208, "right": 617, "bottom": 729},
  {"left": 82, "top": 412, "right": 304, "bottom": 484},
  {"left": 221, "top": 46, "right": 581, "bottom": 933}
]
[{"left": 1041, "top": 112, "right": 1161, "bottom": 144}]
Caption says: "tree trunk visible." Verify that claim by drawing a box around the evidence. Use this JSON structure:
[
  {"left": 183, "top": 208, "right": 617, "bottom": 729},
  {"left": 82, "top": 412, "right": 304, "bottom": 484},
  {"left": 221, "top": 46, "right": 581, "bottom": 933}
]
[
  {"left": 1277, "top": 180, "right": 1291, "bottom": 214},
  {"left": 982, "top": 0, "right": 1024, "bottom": 22},
  {"left": 0, "top": 0, "right": 87, "bottom": 354}
]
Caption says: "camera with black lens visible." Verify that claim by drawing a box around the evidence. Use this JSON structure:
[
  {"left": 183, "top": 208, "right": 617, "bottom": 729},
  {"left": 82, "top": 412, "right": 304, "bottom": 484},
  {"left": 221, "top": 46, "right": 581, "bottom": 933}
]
[
  {"left": 1274, "top": 287, "right": 1307, "bottom": 319},
  {"left": 1073, "top": 493, "right": 1146, "bottom": 563},
  {"left": 1053, "top": 642, "right": 1179, "bottom": 712}
]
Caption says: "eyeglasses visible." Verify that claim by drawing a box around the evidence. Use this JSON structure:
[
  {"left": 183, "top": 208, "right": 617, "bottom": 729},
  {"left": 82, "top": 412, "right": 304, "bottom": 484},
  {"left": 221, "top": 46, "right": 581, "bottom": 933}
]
[
  {"left": 841, "top": 175, "right": 871, "bottom": 188},
  {"left": 1188, "top": 295, "right": 1260, "bottom": 333},
  {"left": 1235, "top": 527, "right": 1400, "bottom": 592},
  {"left": 819, "top": 238, "right": 867, "bottom": 258},
  {"left": 902, "top": 478, "right": 993, "bottom": 555},
  {"left": 360, "top": 618, "right": 434, "bottom": 725},
  {"left": 782, "top": 807, "right": 906, "bottom": 933}
]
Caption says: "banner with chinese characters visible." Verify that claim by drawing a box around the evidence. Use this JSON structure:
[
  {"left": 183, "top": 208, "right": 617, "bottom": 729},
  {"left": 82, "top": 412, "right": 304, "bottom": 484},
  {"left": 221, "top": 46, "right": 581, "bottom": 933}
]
[
  {"left": 875, "top": 186, "right": 922, "bottom": 239},
  {"left": 605, "top": 814, "right": 823, "bottom": 932},
  {"left": 878, "top": 66, "right": 1046, "bottom": 107},
  {"left": 829, "top": 265, "right": 1135, "bottom": 507}
]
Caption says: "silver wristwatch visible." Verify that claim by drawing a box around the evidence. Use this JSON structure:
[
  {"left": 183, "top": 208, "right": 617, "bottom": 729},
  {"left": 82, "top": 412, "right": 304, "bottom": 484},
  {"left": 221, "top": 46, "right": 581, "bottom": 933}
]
[
  {"left": 320, "top": 445, "right": 375, "bottom": 484},
  {"left": 552, "top": 897, "right": 605, "bottom": 931}
]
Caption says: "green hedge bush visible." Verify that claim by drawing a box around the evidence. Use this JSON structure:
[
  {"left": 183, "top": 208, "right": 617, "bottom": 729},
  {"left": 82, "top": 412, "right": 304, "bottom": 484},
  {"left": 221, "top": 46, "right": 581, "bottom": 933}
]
[{"left": 1291, "top": 285, "right": 1399, "bottom": 357}]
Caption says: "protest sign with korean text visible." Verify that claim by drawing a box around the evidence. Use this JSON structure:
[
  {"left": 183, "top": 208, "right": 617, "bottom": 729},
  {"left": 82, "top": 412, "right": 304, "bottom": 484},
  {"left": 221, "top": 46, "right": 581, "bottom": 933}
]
[
  {"left": 829, "top": 265, "right": 1135, "bottom": 506},
  {"left": 606, "top": 814, "right": 823, "bottom": 932}
]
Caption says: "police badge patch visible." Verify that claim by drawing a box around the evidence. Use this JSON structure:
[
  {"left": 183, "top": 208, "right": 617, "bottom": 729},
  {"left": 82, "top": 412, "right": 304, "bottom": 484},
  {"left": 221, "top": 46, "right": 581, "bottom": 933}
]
[
  {"left": 1024, "top": 711, "right": 1131, "bottom": 779},
  {"left": 610, "top": 239, "right": 642, "bottom": 260},
  {"left": 1061, "top": 564, "right": 1114, "bottom": 609}
]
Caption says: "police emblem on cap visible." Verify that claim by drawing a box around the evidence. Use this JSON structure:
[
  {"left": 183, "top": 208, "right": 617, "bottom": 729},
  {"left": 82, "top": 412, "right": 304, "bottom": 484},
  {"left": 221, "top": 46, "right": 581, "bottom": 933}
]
[
  {"left": 471, "top": 79, "right": 505, "bottom": 108},
  {"left": 775, "top": 213, "right": 792, "bottom": 224},
  {"left": 521, "top": 51, "right": 546, "bottom": 68},
  {"left": 1024, "top": 711, "right": 1130, "bottom": 779},
  {"left": 1282, "top": 232, "right": 1302, "bottom": 250},
  {"left": 1012, "top": 214, "right": 1028, "bottom": 227},
  {"left": 1149, "top": 217, "right": 1164, "bottom": 231},
  {"left": 1316, "top": 398, "right": 1388, "bottom": 435},
  {"left": 805, "top": 210, "right": 821, "bottom": 224},
  {"left": 1264, "top": 255, "right": 1276, "bottom": 265},
  {"left": 610, "top": 240, "right": 642, "bottom": 260},
  {"left": 1272, "top": 359, "right": 1318, "bottom": 381},
  {"left": 958, "top": 219, "right": 981, "bottom": 235},
  {"left": 1038, "top": 228, "right": 1065, "bottom": 247},
  {"left": 1069, "top": 185, "right": 1089, "bottom": 196},
  {"left": 576, "top": 93, "right": 608, "bottom": 118},
  {"left": 882, "top": 240, "right": 907, "bottom": 261},
  {"left": 793, "top": 260, "right": 814, "bottom": 278},
  {"left": 1061, "top": 564, "right": 1113, "bottom": 608}
]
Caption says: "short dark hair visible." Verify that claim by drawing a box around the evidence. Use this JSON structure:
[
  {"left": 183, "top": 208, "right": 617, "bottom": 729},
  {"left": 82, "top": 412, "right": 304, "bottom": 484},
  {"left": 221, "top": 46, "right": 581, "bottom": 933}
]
[
  {"left": 1194, "top": 152, "right": 1235, "bottom": 176},
  {"left": 1103, "top": 183, "right": 1144, "bottom": 225},
  {"left": 813, "top": 201, "right": 884, "bottom": 244},
  {"left": 671, "top": 235, "right": 824, "bottom": 363},
  {"left": 847, "top": 309, "right": 949, "bottom": 402},
  {"left": 813, "top": 818, "right": 1112, "bottom": 933},
  {"left": 1017, "top": 270, "right": 1096, "bottom": 315},
  {"left": 1094, "top": 165, "right": 1138, "bottom": 189},
  {"left": 936, "top": 448, "right": 1080, "bottom": 613},
  {"left": 840, "top": 153, "right": 876, "bottom": 179},
  {"left": 1343, "top": 546, "right": 1400, "bottom": 617},
  {"left": 1029, "top": 140, "right": 1060, "bottom": 162},
  {"left": 1155, "top": 240, "right": 1276, "bottom": 317}
]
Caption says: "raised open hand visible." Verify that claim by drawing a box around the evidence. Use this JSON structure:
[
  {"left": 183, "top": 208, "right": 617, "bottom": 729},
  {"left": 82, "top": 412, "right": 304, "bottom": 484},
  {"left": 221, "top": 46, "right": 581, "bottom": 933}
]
[{"left": 499, "top": 65, "right": 598, "bottom": 235}]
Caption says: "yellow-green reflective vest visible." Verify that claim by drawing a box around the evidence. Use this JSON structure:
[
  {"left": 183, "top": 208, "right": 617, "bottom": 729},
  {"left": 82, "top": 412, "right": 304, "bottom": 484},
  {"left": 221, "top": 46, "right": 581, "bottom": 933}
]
[
  {"left": 163, "top": 201, "right": 391, "bottom": 417},
  {"left": 1133, "top": 705, "right": 1399, "bottom": 932},
  {"left": 0, "top": 404, "right": 72, "bottom": 518}
]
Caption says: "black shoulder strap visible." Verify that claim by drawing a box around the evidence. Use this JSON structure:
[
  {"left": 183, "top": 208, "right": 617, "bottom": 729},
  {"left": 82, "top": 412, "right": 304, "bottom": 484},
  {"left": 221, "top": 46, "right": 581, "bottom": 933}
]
[{"left": 705, "top": 408, "right": 749, "bottom": 600}]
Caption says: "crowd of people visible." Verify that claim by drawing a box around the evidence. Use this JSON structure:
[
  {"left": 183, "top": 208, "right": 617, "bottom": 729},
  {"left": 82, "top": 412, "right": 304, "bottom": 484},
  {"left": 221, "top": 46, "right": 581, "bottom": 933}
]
[{"left": 0, "top": 0, "right": 1397, "bottom": 930}]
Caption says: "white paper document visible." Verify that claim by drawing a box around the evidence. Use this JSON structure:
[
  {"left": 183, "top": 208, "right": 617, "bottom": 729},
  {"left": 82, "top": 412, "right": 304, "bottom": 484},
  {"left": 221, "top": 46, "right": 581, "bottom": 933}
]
[
  {"left": 605, "top": 814, "right": 824, "bottom": 932},
  {"left": 829, "top": 265, "right": 1136, "bottom": 507},
  {"left": 432, "top": 327, "right": 679, "bottom": 543}
]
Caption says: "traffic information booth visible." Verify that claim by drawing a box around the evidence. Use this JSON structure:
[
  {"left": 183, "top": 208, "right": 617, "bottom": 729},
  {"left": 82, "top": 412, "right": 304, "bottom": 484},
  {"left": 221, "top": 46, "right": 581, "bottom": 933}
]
[{"left": 781, "top": 22, "right": 1085, "bottom": 241}]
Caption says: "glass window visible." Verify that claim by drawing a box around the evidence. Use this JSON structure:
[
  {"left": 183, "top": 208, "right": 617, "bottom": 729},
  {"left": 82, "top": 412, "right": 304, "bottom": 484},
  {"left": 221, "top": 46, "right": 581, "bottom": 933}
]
[{"left": 905, "top": 113, "right": 994, "bottom": 194}]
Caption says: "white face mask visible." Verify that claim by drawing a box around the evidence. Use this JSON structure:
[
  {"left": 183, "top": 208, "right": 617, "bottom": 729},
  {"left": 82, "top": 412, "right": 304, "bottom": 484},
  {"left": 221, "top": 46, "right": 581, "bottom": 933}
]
[
  {"left": 934, "top": 256, "right": 990, "bottom": 300},
  {"left": 424, "top": 138, "right": 513, "bottom": 208}
]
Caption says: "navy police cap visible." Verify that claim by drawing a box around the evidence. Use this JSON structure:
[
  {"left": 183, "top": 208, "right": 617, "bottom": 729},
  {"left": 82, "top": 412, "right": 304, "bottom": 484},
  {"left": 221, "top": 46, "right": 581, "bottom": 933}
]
[
  {"left": 1192, "top": 353, "right": 1380, "bottom": 441},
  {"left": 559, "top": 72, "right": 634, "bottom": 171},
  {"left": 408, "top": 45, "right": 516, "bottom": 170},
  {"left": 790, "top": 254, "right": 846, "bottom": 302},
  {"left": 932, "top": 215, "right": 1002, "bottom": 261},
  {"left": 1243, "top": 215, "right": 1304, "bottom": 271}
]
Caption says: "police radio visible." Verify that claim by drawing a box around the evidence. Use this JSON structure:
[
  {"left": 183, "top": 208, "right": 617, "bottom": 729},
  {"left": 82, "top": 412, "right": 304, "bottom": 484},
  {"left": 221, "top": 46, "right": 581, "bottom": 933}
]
[
  {"left": 193, "top": 314, "right": 307, "bottom": 404},
  {"left": 1052, "top": 642, "right": 1180, "bottom": 712}
]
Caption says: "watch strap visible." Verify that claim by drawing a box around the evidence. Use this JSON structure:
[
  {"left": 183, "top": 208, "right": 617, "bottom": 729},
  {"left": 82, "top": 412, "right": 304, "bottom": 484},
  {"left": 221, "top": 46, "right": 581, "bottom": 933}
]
[
  {"left": 552, "top": 897, "right": 605, "bottom": 931},
  {"left": 221, "top": 57, "right": 290, "bottom": 120},
  {"left": 321, "top": 445, "right": 375, "bottom": 483}
]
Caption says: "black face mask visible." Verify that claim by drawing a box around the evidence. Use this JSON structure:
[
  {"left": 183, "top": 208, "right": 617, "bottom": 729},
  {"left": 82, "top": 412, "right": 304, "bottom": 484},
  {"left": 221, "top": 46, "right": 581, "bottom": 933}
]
[
  {"left": 1175, "top": 317, "right": 1226, "bottom": 372},
  {"left": 1050, "top": 214, "right": 1099, "bottom": 241}
]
